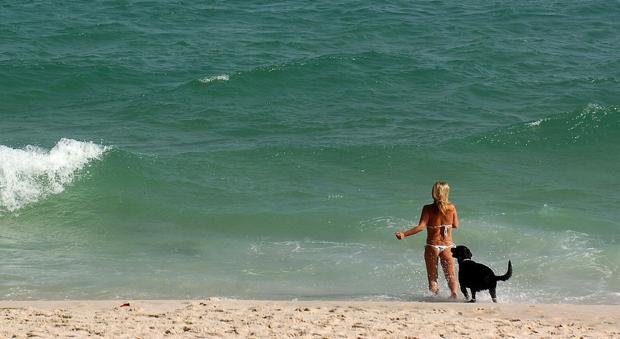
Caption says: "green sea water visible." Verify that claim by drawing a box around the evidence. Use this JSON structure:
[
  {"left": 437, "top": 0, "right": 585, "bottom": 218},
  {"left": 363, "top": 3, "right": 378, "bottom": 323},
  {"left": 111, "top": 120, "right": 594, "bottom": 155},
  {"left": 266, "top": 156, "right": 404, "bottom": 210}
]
[{"left": 1, "top": 1, "right": 619, "bottom": 303}]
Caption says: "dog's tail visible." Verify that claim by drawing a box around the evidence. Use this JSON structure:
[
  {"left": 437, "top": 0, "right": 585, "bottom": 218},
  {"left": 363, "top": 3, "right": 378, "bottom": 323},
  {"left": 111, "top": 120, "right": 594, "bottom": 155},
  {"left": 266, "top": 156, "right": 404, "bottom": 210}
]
[{"left": 495, "top": 260, "right": 512, "bottom": 281}]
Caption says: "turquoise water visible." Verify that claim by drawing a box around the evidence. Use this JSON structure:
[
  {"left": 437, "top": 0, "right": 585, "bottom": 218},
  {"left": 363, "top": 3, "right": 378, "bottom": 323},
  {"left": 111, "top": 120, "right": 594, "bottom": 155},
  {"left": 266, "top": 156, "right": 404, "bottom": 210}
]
[{"left": 1, "top": 1, "right": 619, "bottom": 303}]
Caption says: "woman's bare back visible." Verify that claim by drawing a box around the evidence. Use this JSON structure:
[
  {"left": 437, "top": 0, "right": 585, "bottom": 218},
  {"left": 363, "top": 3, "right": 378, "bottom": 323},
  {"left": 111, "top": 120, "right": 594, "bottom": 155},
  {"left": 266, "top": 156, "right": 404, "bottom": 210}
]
[{"left": 422, "top": 203, "right": 458, "bottom": 245}]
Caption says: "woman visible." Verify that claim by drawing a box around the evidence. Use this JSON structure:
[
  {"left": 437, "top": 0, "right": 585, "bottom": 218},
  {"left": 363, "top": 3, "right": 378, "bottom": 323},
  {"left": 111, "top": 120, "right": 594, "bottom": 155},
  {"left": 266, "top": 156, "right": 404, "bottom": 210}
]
[{"left": 395, "top": 181, "right": 459, "bottom": 298}]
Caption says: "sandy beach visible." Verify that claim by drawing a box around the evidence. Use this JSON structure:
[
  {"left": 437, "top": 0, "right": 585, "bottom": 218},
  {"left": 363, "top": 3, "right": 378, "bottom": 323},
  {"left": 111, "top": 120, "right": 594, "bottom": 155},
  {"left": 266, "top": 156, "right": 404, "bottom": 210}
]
[{"left": 2, "top": 299, "right": 618, "bottom": 338}]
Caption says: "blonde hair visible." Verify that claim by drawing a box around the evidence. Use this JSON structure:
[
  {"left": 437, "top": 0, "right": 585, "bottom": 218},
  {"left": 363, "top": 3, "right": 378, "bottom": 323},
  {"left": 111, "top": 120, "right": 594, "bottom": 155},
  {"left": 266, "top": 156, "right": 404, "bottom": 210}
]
[{"left": 432, "top": 181, "right": 451, "bottom": 215}]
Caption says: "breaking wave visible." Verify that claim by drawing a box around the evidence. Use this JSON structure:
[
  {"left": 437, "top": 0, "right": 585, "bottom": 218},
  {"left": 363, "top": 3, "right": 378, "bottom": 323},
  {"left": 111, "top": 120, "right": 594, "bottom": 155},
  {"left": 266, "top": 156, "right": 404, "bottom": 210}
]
[{"left": 0, "top": 138, "right": 108, "bottom": 213}]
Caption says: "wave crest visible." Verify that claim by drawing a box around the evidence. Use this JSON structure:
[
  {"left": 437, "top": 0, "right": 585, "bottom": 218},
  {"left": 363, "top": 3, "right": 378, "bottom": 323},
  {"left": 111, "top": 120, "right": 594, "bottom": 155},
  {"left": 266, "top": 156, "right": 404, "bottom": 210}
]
[
  {"left": 198, "top": 74, "right": 230, "bottom": 84},
  {"left": 476, "top": 104, "right": 619, "bottom": 147},
  {"left": 0, "top": 138, "right": 108, "bottom": 213}
]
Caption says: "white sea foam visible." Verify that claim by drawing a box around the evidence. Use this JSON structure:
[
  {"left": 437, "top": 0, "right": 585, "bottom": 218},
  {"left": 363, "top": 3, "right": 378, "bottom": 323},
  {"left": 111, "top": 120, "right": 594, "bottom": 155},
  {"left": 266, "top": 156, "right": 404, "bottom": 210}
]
[
  {"left": 527, "top": 119, "right": 543, "bottom": 127},
  {"left": 0, "top": 138, "right": 107, "bottom": 212},
  {"left": 198, "top": 74, "right": 229, "bottom": 84}
]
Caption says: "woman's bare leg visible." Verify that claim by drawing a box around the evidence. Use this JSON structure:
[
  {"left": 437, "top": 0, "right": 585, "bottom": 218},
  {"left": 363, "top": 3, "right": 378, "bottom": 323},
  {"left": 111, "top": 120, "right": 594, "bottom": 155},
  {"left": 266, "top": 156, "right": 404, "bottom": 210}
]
[
  {"left": 424, "top": 245, "right": 439, "bottom": 294},
  {"left": 439, "top": 249, "right": 458, "bottom": 298}
]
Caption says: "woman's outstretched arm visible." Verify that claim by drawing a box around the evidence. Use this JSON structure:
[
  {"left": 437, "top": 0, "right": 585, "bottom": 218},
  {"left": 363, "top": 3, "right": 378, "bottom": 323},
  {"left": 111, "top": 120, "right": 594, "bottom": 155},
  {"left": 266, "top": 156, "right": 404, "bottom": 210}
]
[{"left": 395, "top": 205, "right": 429, "bottom": 239}]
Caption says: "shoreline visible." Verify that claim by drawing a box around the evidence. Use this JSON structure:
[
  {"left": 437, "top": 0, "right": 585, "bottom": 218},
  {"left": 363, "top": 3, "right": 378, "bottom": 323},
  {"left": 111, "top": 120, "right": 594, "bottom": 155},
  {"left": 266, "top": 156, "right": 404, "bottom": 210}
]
[{"left": 2, "top": 299, "right": 619, "bottom": 338}]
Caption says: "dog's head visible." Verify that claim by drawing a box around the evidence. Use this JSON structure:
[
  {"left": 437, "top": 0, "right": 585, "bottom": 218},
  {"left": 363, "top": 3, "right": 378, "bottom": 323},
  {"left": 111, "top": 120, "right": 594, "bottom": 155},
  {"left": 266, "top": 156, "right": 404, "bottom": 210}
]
[{"left": 451, "top": 245, "right": 472, "bottom": 262}]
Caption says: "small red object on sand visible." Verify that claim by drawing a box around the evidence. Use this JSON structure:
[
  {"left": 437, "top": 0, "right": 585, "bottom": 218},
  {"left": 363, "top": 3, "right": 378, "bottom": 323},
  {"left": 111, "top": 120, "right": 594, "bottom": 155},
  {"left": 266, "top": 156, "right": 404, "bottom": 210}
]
[{"left": 120, "top": 303, "right": 130, "bottom": 307}]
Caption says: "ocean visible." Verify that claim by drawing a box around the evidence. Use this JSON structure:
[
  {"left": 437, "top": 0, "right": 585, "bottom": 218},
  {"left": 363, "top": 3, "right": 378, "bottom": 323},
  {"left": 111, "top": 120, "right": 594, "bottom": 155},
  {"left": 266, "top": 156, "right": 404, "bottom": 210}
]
[{"left": 1, "top": 1, "right": 619, "bottom": 304}]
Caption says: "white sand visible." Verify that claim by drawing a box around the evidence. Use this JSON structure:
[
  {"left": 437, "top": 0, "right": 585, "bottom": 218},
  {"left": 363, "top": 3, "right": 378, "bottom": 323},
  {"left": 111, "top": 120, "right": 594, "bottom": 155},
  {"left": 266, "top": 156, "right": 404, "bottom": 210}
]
[{"left": 2, "top": 299, "right": 619, "bottom": 338}]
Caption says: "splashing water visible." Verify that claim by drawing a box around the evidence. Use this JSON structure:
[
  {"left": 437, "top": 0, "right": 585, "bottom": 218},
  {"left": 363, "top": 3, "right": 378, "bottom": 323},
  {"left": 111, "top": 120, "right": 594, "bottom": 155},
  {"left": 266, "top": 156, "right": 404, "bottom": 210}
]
[{"left": 0, "top": 138, "right": 108, "bottom": 213}]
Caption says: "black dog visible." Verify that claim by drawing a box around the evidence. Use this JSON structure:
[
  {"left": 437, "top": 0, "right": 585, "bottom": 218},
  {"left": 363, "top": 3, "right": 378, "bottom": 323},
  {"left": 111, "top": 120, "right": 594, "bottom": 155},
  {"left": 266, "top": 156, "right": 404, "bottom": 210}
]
[{"left": 451, "top": 245, "right": 512, "bottom": 303}]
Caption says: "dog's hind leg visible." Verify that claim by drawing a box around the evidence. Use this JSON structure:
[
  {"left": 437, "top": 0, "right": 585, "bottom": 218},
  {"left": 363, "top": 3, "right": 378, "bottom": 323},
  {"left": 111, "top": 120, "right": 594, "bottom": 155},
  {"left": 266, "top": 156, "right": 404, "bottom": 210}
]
[{"left": 489, "top": 287, "right": 497, "bottom": 303}]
